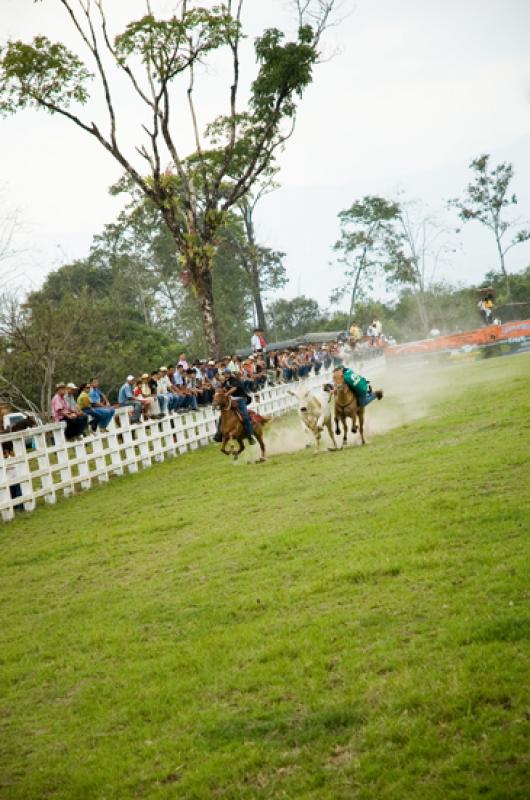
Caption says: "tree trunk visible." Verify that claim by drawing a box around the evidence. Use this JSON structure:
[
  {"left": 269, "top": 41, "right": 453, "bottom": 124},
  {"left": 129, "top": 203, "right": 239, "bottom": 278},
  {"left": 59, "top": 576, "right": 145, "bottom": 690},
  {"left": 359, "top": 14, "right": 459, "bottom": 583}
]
[
  {"left": 415, "top": 289, "right": 430, "bottom": 335},
  {"left": 195, "top": 267, "right": 222, "bottom": 358},
  {"left": 346, "top": 264, "right": 363, "bottom": 331},
  {"left": 253, "top": 285, "right": 267, "bottom": 332},
  {"left": 241, "top": 205, "right": 268, "bottom": 333},
  {"left": 495, "top": 233, "right": 510, "bottom": 297},
  {"left": 162, "top": 209, "right": 223, "bottom": 357}
]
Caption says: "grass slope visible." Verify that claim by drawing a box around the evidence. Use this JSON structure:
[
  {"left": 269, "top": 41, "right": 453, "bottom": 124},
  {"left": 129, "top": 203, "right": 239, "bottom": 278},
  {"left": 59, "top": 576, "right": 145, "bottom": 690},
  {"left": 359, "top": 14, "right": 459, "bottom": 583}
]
[{"left": 1, "top": 355, "right": 529, "bottom": 800}]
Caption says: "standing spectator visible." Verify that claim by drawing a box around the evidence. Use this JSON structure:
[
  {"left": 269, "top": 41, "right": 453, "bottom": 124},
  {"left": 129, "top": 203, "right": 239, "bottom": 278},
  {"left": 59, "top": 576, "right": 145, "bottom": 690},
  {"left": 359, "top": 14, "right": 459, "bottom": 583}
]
[
  {"left": 322, "top": 346, "right": 332, "bottom": 370},
  {"left": 251, "top": 328, "right": 267, "bottom": 354},
  {"left": 51, "top": 382, "right": 88, "bottom": 440},
  {"left": 177, "top": 352, "right": 189, "bottom": 369},
  {"left": 118, "top": 375, "right": 143, "bottom": 423},
  {"left": 251, "top": 328, "right": 262, "bottom": 353}
]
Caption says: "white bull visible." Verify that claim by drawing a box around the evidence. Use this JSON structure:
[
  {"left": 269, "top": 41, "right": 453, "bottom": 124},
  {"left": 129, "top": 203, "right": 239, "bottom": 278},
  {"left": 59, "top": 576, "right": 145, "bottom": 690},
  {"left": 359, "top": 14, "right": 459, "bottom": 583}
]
[{"left": 289, "top": 385, "right": 337, "bottom": 451}]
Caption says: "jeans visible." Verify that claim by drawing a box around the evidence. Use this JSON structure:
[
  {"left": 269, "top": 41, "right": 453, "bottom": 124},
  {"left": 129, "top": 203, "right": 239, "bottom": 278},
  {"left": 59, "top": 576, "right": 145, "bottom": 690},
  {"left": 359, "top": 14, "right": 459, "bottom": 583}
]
[
  {"left": 175, "top": 395, "right": 198, "bottom": 412},
  {"left": 235, "top": 397, "right": 253, "bottom": 438},
  {"left": 86, "top": 406, "right": 115, "bottom": 430},
  {"left": 121, "top": 399, "right": 142, "bottom": 423},
  {"left": 357, "top": 391, "right": 378, "bottom": 407}
]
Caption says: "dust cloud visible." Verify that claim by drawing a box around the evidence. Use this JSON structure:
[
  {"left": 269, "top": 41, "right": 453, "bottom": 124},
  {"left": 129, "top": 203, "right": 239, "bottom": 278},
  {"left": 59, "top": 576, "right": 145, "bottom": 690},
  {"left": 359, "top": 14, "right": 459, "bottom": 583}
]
[{"left": 247, "top": 357, "right": 465, "bottom": 460}]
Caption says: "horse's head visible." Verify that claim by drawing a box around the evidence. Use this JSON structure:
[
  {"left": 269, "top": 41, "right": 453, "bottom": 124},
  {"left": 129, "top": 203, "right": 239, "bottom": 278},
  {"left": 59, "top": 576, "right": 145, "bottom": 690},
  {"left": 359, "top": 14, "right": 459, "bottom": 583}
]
[
  {"left": 332, "top": 368, "right": 345, "bottom": 388},
  {"left": 213, "top": 388, "right": 230, "bottom": 409}
]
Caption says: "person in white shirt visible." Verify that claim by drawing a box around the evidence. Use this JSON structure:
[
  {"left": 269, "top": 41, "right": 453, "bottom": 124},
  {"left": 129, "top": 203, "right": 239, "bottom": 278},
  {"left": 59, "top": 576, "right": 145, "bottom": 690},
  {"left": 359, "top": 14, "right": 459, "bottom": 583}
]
[
  {"left": 157, "top": 367, "right": 178, "bottom": 412},
  {"left": 251, "top": 328, "right": 267, "bottom": 353}
]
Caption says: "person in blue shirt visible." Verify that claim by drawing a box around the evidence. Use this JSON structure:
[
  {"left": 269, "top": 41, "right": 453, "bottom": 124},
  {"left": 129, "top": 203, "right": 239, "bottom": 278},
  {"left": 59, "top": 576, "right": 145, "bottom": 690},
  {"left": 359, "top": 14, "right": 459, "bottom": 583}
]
[
  {"left": 117, "top": 375, "right": 142, "bottom": 423},
  {"left": 86, "top": 377, "right": 115, "bottom": 430}
]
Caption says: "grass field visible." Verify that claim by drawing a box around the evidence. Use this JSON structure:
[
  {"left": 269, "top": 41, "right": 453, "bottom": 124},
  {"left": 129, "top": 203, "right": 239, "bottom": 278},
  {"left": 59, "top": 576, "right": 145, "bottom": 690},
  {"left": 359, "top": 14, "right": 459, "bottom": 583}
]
[{"left": 1, "top": 354, "right": 529, "bottom": 799}]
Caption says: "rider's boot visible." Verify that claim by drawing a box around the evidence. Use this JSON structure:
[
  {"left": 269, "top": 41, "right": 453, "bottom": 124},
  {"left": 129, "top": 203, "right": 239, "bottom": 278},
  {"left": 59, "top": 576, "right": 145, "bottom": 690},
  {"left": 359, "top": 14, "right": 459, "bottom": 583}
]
[{"left": 247, "top": 435, "right": 256, "bottom": 445}]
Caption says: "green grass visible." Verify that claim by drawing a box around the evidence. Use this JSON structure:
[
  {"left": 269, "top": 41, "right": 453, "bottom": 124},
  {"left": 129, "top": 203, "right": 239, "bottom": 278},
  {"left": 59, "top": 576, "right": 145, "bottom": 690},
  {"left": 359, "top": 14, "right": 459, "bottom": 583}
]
[{"left": 1, "top": 354, "right": 529, "bottom": 800}]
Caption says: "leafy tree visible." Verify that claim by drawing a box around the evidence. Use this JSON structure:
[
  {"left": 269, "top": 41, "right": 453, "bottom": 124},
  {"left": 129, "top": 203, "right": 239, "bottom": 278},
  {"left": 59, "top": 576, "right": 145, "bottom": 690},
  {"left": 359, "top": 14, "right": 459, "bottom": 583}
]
[
  {"left": 0, "top": 264, "right": 185, "bottom": 413},
  {"left": 92, "top": 187, "right": 256, "bottom": 352},
  {"left": 332, "top": 195, "right": 403, "bottom": 328},
  {"left": 0, "top": 0, "right": 338, "bottom": 356},
  {"left": 448, "top": 154, "right": 530, "bottom": 289},
  {"left": 267, "top": 295, "right": 324, "bottom": 340}
]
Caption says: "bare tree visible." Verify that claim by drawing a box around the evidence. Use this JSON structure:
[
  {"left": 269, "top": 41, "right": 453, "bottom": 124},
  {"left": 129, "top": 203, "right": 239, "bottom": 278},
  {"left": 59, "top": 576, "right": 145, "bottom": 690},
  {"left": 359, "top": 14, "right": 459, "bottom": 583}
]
[{"left": 395, "top": 201, "right": 456, "bottom": 333}]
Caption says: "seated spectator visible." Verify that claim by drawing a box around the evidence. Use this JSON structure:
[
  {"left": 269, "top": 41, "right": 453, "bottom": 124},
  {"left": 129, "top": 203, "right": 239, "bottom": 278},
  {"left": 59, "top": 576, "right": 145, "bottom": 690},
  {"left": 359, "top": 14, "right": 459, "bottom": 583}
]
[
  {"left": 157, "top": 367, "right": 178, "bottom": 413},
  {"left": 51, "top": 382, "right": 88, "bottom": 440},
  {"left": 118, "top": 375, "right": 143, "bottom": 423},
  {"left": 75, "top": 381, "right": 115, "bottom": 432},
  {"left": 140, "top": 373, "right": 162, "bottom": 418},
  {"left": 205, "top": 360, "right": 218, "bottom": 381},
  {"left": 89, "top": 378, "right": 114, "bottom": 413}
]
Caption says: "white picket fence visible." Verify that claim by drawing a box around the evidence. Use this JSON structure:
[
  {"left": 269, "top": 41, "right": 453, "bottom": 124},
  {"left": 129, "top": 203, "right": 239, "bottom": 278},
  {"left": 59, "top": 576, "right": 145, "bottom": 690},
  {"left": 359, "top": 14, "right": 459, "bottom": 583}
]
[{"left": 0, "top": 372, "right": 328, "bottom": 523}]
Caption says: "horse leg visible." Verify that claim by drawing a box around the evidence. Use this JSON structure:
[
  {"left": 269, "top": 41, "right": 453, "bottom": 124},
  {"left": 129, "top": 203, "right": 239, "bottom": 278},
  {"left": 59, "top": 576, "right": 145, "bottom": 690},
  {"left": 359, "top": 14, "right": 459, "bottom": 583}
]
[
  {"left": 335, "top": 414, "right": 341, "bottom": 436},
  {"left": 255, "top": 429, "right": 266, "bottom": 461},
  {"left": 220, "top": 435, "right": 230, "bottom": 456},
  {"left": 233, "top": 438, "right": 245, "bottom": 461},
  {"left": 341, "top": 416, "right": 347, "bottom": 446},
  {"left": 358, "top": 408, "right": 366, "bottom": 444}
]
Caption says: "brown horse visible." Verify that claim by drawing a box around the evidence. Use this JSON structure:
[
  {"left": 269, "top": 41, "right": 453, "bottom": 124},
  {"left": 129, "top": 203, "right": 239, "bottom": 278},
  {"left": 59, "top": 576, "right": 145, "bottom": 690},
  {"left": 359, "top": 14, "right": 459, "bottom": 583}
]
[
  {"left": 331, "top": 372, "right": 366, "bottom": 446},
  {"left": 213, "top": 388, "right": 269, "bottom": 461}
]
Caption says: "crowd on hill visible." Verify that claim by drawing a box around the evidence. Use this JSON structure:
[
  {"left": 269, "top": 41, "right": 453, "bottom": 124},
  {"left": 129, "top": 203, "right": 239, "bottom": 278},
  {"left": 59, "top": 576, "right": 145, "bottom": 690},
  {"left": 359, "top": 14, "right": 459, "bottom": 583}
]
[{"left": 50, "top": 344, "right": 346, "bottom": 441}]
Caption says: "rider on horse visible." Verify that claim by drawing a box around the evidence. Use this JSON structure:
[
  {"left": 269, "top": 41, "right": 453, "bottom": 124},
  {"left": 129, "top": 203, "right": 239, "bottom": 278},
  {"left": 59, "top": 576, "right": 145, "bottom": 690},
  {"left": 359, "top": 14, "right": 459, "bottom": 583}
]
[
  {"left": 337, "top": 366, "right": 383, "bottom": 407},
  {"left": 214, "top": 371, "right": 256, "bottom": 445}
]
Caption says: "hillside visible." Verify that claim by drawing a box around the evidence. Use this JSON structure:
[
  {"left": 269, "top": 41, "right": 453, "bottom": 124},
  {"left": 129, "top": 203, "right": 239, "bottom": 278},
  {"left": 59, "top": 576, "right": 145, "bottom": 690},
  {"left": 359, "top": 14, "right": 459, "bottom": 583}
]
[{"left": 1, "top": 354, "right": 529, "bottom": 799}]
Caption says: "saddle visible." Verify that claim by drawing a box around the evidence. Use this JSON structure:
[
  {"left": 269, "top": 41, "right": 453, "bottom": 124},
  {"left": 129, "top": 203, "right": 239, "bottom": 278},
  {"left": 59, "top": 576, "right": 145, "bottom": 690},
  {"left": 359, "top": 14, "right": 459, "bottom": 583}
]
[{"left": 249, "top": 410, "right": 268, "bottom": 426}]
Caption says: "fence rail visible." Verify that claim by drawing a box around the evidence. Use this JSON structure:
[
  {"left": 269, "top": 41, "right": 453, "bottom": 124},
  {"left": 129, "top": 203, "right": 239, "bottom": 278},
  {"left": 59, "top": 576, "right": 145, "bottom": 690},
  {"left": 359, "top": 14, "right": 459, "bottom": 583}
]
[{"left": 0, "top": 372, "right": 328, "bottom": 523}]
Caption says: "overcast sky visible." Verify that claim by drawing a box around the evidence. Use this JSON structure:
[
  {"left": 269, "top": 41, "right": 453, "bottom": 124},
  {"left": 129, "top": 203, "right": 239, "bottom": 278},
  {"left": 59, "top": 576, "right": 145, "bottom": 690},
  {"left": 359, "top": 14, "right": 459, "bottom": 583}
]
[{"left": 1, "top": 0, "right": 530, "bottom": 308}]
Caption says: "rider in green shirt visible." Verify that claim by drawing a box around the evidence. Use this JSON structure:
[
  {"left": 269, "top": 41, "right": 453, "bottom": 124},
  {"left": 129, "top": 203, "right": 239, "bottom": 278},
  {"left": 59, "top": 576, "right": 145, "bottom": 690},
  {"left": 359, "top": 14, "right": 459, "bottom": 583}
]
[{"left": 340, "top": 367, "right": 383, "bottom": 407}]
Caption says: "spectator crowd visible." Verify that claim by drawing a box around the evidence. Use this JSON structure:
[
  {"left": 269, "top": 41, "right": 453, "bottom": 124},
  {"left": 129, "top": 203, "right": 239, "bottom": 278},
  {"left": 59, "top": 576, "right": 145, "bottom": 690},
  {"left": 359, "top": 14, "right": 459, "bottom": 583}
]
[{"left": 50, "top": 344, "right": 346, "bottom": 441}]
